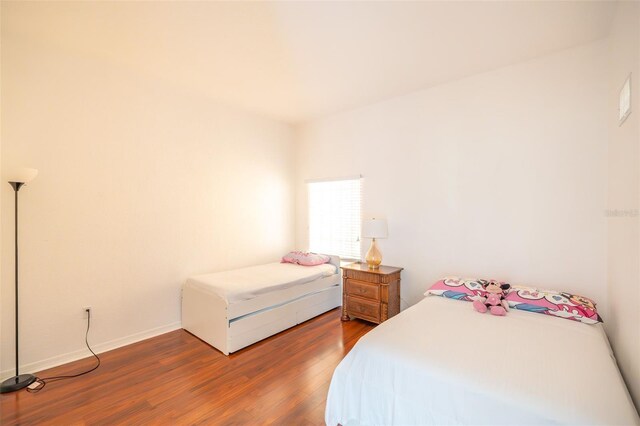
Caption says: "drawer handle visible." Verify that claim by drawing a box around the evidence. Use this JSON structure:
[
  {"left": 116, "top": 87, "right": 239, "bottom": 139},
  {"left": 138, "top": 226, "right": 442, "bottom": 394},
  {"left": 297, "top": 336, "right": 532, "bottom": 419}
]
[{"left": 359, "top": 288, "right": 366, "bottom": 293}]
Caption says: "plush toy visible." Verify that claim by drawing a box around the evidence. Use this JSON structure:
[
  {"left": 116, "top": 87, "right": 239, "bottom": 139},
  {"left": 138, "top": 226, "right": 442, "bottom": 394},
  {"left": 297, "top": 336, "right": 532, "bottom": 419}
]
[{"left": 473, "top": 280, "right": 511, "bottom": 316}]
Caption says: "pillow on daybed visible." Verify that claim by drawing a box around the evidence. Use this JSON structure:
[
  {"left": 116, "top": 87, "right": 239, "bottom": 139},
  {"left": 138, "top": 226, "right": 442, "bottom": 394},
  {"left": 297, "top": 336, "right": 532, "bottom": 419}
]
[{"left": 282, "top": 251, "right": 331, "bottom": 266}]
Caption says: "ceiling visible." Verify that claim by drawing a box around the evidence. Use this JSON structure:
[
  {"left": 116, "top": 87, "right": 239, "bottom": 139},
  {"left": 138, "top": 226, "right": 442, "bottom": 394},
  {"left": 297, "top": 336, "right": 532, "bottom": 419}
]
[{"left": 2, "top": 1, "right": 617, "bottom": 123}]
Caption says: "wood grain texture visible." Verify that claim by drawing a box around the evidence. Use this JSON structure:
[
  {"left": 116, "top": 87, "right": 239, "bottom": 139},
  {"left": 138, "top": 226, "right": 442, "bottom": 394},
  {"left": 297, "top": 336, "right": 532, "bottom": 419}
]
[
  {"left": 340, "top": 262, "right": 403, "bottom": 277},
  {"left": 342, "top": 264, "right": 402, "bottom": 324},
  {"left": 0, "top": 308, "right": 373, "bottom": 425}
]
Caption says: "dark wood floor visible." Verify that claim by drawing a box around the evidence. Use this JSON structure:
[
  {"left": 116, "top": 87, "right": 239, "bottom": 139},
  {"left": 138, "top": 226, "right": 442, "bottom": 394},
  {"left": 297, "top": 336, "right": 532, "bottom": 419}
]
[{"left": 1, "top": 308, "right": 374, "bottom": 425}]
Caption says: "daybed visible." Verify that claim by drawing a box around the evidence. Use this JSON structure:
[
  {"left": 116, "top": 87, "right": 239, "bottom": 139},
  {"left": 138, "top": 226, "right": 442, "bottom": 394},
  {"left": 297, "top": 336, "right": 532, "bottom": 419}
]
[{"left": 182, "top": 255, "right": 341, "bottom": 355}]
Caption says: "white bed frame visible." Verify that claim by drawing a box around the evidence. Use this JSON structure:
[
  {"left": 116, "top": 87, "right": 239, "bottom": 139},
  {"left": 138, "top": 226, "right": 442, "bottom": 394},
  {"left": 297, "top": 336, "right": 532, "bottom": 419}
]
[{"left": 181, "top": 257, "right": 342, "bottom": 355}]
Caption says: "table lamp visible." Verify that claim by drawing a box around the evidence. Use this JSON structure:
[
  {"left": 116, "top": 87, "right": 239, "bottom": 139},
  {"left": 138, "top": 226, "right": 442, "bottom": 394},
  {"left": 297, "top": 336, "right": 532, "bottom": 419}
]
[{"left": 362, "top": 218, "right": 388, "bottom": 269}]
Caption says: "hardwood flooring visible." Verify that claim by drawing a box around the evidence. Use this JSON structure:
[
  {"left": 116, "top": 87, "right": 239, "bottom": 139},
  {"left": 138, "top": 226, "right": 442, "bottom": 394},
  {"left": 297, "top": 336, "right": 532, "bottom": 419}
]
[{"left": 1, "top": 308, "right": 374, "bottom": 425}]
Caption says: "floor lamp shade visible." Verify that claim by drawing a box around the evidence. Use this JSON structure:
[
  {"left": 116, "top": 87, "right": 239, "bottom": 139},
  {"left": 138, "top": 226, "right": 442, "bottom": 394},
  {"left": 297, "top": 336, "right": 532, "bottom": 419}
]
[
  {"left": 8, "top": 168, "right": 38, "bottom": 184},
  {"left": 362, "top": 218, "right": 388, "bottom": 269},
  {"left": 1, "top": 168, "right": 38, "bottom": 393}
]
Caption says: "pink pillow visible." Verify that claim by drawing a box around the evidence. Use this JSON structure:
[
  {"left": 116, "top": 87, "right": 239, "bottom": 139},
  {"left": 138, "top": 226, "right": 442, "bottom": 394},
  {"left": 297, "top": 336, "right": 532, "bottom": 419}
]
[
  {"left": 506, "top": 285, "right": 602, "bottom": 324},
  {"left": 424, "top": 277, "right": 486, "bottom": 301},
  {"left": 281, "top": 251, "right": 331, "bottom": 266},
  {"left": 426, "top": 277, "right": 602, "bottom": 325}
]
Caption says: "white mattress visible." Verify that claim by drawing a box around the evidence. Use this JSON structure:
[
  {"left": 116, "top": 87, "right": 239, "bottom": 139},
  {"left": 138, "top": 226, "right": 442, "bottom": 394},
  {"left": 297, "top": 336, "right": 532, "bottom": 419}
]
[
  {"left": 184, "top": 262, "right": 337, "bottom": 304},
  {"left": 326, "top": 296, "right": 640, "bottom": 426}
]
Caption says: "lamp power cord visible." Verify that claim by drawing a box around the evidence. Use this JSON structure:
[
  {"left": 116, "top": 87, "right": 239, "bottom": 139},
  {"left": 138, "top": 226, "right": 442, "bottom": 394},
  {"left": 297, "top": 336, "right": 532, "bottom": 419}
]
[{"left": 27, "top": 309, "right": 100, "bottom": 393}]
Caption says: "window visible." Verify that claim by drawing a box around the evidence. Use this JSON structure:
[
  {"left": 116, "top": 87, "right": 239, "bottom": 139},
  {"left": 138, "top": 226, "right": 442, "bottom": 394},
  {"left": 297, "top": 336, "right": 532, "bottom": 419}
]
[{"left": 307, "top": 177, "right": 362, "bottom": 260}]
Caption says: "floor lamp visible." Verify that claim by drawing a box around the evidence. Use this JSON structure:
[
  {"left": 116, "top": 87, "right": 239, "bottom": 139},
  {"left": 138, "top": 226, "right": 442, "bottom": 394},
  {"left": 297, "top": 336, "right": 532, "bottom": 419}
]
[{"left": 0, "top": 167, "right": 38, "bottom": 393}]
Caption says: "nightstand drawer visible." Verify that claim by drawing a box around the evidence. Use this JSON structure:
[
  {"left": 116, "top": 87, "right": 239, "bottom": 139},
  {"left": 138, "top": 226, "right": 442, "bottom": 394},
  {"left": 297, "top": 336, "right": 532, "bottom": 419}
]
[
  {"left": 341, "top": 263, "right": 403, "bottom": 325},
  {"left": 347, "top": 295, "right": 381, "bottom": 322},
  {"left": 346, "top": 279, "right": 380, "bottom": 301}
]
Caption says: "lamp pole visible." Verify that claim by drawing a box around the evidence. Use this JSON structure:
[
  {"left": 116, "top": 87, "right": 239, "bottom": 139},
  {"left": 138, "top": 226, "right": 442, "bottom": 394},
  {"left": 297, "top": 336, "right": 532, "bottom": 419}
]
[
  {"left": 1, "top": 180, "right": 37, "bottom": 393},
  {"left": 12, "top": 182, "right": 24, "bottom": 378}
]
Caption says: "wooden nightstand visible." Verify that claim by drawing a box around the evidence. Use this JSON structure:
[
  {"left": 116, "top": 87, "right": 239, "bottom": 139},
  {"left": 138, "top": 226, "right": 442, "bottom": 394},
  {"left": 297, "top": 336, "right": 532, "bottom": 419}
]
[{"left": 341, "top": 263, "right": 403, "bottom": 324}]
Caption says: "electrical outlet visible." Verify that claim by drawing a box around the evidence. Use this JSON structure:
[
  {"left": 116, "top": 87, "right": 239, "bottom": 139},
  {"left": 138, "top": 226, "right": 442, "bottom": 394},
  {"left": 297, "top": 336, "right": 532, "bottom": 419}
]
[{"left": 83, "top": 306, "right": 92, "bottom": 319}]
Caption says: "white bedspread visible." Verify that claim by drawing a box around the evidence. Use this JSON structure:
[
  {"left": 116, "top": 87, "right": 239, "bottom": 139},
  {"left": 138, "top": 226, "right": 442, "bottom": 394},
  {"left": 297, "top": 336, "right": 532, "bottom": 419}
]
[
  {"left": 184, "top": 262, "right": 337, "bottom": 304},
  {"left": 326, "top": 296, "right": 640, "bottom": 426}
]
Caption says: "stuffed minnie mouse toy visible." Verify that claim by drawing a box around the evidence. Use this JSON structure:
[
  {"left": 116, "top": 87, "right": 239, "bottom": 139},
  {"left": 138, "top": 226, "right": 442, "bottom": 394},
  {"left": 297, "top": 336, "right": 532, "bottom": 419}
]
[{"left": 473, "top": 280, "right": 511, "bottom": 316}]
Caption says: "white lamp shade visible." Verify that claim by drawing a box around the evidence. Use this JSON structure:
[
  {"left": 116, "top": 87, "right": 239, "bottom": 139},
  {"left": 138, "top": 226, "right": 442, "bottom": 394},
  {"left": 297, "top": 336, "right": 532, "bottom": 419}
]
[
  {"left": 362, "top": 218, "right": 388, "bottom": 239},
  {"left": 7, "top": 168, "right": 38, "bottom": 183}
]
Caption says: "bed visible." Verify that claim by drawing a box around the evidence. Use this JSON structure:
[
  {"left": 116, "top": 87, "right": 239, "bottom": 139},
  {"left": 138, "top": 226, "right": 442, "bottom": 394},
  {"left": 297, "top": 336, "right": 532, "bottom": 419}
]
[
  {"left": 182, "top": 255, "right": 341, "bottom": 355},
  {"left": 326, "top": 295, "right": 640, "bottom": 425}
]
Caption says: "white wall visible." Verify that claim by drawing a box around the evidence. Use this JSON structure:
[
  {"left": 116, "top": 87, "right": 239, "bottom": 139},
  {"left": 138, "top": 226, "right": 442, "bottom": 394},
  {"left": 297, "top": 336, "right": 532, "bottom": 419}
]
[
  {"left": 1, "top": 36, "right": 295, "bottom": 376},
  {"left": 607, "top": 1, "right": 640, "bottom": 408},
  {"left": 0, "top": 3, "right": 3, "bottom": 376},
  {"left": 296, "top": 40, "right": 609, "bottom": 316}
]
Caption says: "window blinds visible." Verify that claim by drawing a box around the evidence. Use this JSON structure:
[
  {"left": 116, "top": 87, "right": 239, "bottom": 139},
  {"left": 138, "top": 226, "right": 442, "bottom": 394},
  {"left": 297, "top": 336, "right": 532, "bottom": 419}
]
[{"left": 307, "top": 177, "right": 362, "bottom": 260}]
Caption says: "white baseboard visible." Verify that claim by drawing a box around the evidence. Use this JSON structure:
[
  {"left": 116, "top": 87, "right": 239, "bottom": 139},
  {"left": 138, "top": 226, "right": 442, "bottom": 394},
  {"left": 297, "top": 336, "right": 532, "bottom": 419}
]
[{"left": 1, "top": 321, "right": 182, "bottom": 380}]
